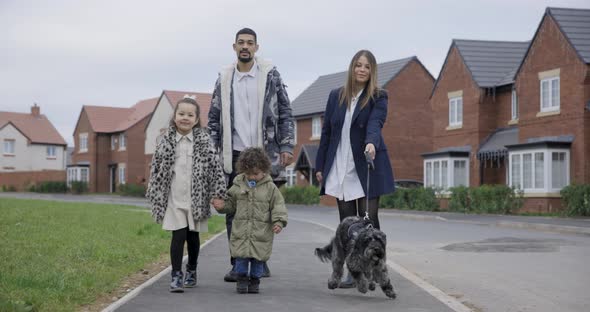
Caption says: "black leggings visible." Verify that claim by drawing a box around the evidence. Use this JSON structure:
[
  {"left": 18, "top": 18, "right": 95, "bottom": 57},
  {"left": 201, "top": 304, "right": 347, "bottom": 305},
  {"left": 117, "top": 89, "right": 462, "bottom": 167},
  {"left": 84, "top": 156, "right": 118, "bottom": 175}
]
[
  {"left": 336, "top": 197, "right": 380, "bottom": 229},
  {"left": 170, "top": 227, "right": 200, "bottom": 272}
]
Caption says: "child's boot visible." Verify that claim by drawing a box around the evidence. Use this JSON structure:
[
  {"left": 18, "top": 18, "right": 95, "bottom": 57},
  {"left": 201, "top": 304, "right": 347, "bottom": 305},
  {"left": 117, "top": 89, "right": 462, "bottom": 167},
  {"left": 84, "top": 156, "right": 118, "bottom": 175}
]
[
  {"left": 184, "top": 264, "right": 197, "bottom": 288},
  {"left": 170, "top": 271, "right": 184, "bottom": 293},
  {"left": 248, "top": 277, "right": 260, "bottom": 293},
  {"left": 236, "top": 274, "right": 249, "bottom": 294}
]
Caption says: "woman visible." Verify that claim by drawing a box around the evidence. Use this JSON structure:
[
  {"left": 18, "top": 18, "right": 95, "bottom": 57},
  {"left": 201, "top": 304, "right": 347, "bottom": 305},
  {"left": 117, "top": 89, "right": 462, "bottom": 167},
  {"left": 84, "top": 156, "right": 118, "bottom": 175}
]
[{"left": 315, "top": 49, "right": 395, "bottom": 235}]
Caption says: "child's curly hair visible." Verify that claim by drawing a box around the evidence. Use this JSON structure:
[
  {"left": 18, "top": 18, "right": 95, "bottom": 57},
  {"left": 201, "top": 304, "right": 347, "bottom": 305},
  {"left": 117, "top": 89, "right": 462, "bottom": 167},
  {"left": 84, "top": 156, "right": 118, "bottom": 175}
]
[{"left": 236, "top": 147, "right": 271, "bottom": 174}]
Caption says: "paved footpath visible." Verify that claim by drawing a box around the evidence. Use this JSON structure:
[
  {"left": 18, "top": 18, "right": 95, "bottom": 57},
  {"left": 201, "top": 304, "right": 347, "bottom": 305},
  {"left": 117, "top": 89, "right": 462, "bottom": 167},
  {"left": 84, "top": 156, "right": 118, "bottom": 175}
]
[{"left": 114, "top": 219, "right": 455, "bottom": 312}]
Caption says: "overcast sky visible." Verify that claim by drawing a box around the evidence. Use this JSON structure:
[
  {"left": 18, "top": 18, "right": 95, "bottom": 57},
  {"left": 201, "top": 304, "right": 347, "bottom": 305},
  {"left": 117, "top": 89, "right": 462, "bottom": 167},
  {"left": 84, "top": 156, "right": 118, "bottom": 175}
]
[{"left": 1, "top": 0, "right": 588, "bottom": 146}]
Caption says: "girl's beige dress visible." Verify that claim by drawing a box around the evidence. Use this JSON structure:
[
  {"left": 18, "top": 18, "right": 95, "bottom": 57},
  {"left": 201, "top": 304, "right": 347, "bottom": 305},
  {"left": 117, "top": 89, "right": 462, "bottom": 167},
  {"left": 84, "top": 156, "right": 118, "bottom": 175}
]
[{"left": 162, "top": 131, "right": 208, "bottom": 232}]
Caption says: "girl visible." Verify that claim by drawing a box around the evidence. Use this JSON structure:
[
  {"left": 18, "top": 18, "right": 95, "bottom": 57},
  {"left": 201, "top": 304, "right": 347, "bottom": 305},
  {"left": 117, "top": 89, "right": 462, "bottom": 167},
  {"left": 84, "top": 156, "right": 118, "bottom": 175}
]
[
  {"left": 314, "top": 50, "right": 395, "bottom": 287},
  {"left": 146, "top": 95, "right": 226, "bottom": 293},
  {"left": 213, "top": 147, "right": 288, "bottom": 294}
]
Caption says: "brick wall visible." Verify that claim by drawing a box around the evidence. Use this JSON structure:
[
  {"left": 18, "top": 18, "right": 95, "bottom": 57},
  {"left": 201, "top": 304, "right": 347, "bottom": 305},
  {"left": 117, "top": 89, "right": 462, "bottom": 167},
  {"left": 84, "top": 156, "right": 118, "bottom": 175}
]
[
  {"left": 293, "top": 117, "right": 321, "bottom": 187},
  {"left": 72, "top": 110, "right": 97, "bottom": 192},
  {"left": 430, "top": 46, "right": 483, "bottom": 186},
  {"left": 511, "top": 15, "right": 590, "bottom": 212},
  {"left": 0, "top": 170, "right": 66, "bottom": 191},
  {"left": 384, "top": 59, "right": 435, "bottom": 181},
  {"left": 516, "top": 15, "right": 589, "bottom": 186}
]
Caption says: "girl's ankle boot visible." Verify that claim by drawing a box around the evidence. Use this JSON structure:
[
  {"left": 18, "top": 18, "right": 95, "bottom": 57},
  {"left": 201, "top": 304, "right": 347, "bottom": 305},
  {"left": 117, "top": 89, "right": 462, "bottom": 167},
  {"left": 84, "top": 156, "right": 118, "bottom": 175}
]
[
  {"left": 248, "top": 277, "right": 260, "bottom": 293},
  {"left": 170, "top": 271, "right": 184, "bottom": 293},
  {"left": 236, "top": 274, "right": 249, "bottom": 294}
]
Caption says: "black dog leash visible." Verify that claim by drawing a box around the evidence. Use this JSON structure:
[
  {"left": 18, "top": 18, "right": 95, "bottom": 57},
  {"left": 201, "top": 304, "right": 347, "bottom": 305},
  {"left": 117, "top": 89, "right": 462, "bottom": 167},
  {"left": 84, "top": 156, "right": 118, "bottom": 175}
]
[{"left": 364, "top": 150, "right": 375, "bottom": 223}]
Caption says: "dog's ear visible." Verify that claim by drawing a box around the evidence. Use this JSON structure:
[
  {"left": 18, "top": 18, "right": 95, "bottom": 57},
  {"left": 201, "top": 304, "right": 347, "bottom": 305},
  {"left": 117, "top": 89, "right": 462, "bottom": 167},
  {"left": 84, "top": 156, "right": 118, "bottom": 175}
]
[{"left": 372, "top": 230, "right": 387, "bottom": 247}]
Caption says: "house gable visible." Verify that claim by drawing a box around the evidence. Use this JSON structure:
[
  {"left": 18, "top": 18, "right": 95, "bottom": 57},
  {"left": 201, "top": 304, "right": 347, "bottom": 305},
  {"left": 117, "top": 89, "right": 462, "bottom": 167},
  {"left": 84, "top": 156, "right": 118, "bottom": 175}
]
[{"left": 145, "top": 92, "right": 173, "bottom": 155}]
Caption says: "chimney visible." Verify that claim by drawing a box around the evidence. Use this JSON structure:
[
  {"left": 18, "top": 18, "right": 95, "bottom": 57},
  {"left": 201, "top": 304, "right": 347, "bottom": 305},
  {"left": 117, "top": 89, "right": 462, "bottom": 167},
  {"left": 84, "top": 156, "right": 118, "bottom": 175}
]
[{"left": 31, "top": 103, "right": 40, "bottom": 117}]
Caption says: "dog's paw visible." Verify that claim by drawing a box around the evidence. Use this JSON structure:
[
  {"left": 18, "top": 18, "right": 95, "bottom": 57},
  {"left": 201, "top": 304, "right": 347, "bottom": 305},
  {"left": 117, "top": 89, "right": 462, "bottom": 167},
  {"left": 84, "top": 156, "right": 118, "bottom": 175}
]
[
  {"left": 383, "top": 284, "right": 397, "bottom": 299},
  {"left": 357, "top": 283, "right": 368, "bottom": 293},
  {"left": 385, "top": 290, "right": 397, "bottom": 299},
  {"left": 369, "top": 282, "right": 376, "bottom": 291},
  {"left": 328, "top": 279, "right": 339, "bottom": 289}
]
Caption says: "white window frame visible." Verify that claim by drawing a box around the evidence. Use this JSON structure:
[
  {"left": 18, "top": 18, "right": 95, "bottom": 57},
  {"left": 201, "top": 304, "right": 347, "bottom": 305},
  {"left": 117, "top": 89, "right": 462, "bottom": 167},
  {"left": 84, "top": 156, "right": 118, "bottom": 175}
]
[
  {"left": 312, "top": 116, "right": 321, "bottom": 138},
  {"left": 449, "top": 97, "right": 463, "bottom": 127},
  {"left": 540, "top": 76, "right": 560, "bottom": 112},
  {"left": 424, "top": 157, "right": 469, "bottom": 191},
  {"left": 46, "top": 145, "right": 56, "bottom": 158},
  {"left": 111, "top": 136, "right": 116, "bottom": 150},
  {"left": 511, "top": 89, "right": 518, "bottom": 120},
  {"left": 508, "top": 148, "right": 569, "bottom": 193},
  {"left": 118, "top": 164, "right": 126, "bottom": 185},
  {"left": 67, "top": 167, "right": 90, "bottom": 187},
  {"left": 293, "top": 121, "right": 298, "bottom": 144},
  {"left": 286, "top": 166, "right": 296, "bottom": 187},
  {"left": 79, "top": 133, "right": 88, "bottom": 152},
  {"left": 119, "top": 133, "right": 126, "bottom": 151},
  {"left": 3, "top": 139, "right": 15, "bottom": 155}
]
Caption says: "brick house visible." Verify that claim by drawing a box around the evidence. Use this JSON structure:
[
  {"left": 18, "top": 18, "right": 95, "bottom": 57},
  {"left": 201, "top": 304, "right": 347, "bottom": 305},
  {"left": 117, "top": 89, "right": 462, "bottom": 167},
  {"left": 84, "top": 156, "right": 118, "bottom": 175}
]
[
  {"left": 70, "top": 97, "right": 158, "bottom": 192},
  {"left": 291, "top": 57, "right": 435, "bottom": 205},
  {"left": 0, "top": 104, "right": 67, "bottom": 190},
  {"left": 425, "top": 39, "right": 528, "bottom": 207},
  {"left": 507, "top": 7, "right": 590, "bottom": 212},
  {"left": 144, "top": 90, "right": 212, "bottom": 179}
]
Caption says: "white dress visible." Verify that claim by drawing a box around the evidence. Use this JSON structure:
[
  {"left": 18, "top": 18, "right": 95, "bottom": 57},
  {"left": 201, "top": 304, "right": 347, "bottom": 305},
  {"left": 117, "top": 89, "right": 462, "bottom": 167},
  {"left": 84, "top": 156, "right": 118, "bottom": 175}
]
[
  {"left": 162, "top": 131, "right": 208, "bottom": 232},
  {"left": 324, "top": 89, "right": 365, "bottom": 201}
]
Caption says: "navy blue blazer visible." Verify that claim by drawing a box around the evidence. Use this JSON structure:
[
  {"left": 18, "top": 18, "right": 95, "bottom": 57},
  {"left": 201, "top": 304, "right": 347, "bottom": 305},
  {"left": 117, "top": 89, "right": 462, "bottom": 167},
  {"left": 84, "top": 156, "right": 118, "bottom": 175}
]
[{"left": 316, "top": 87, "right": 395, "bottom": 199}]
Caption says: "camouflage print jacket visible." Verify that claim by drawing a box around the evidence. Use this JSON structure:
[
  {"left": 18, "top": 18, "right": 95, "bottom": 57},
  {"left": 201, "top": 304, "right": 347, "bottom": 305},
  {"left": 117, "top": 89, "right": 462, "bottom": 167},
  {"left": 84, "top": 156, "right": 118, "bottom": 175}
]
[{"left": 207, "top": 57, "right": 295, "bottom": 181}]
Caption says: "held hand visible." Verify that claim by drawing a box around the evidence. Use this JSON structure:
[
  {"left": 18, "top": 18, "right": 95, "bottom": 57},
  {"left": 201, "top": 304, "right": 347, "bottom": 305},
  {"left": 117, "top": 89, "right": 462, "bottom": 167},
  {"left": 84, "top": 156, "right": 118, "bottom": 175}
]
[
  {"left": 280, "top": 152, "right": 294, "bottom": 167},
  {"left": 211, "top": 198, "right": 224, "bottom": 210},
  {"left": 272, "top": 225, "right": 282, "bottom": 234},
  {"left": 365, "top": 143, "right": 376, "bottom": 160},
  {"left": 316, "top": 171, "right": 323, "bottom": 184}
]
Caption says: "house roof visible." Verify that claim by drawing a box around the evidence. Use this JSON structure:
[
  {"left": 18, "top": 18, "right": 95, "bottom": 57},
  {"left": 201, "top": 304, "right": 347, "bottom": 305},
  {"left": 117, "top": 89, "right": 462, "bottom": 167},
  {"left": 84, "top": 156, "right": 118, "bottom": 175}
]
[
  {"left": 292, "top": 57, "right": 424, "bottom": 117},
  {"left": 0, "top": 110, "right": 67, "bottom": 145},
  {"left": 82, "top": 97, "right": 159, "bottom": 133},
  {"left": 294, "top": 144, "right": 319, "bottom": 171},
  {"left": 421, "top": 145, "right": 471, "bottom": 159},
  {"left": 477, "top": 127, "right": 519, "bottom": 160},
  {"left": 113, "top": 97, "right": 159, "bottom": 132},
  {"left": 454, "top": 39, "right": 529, "bottom": 87},
  {"left": 548, "top": 7, "right": 590, "bottom": 63},
  {"left": 506, "top": 134, "right": 574, "bottom": 150},
  {"left": 162, "top": 90, "right": 213, "bottom": 126}
]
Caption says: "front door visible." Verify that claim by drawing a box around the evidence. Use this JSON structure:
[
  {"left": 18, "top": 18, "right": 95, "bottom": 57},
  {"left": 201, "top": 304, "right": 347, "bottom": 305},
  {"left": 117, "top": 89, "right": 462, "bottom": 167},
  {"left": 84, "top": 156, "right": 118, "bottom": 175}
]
[{"left": 109, "top": 165, "right": 117, "bottom": 193}]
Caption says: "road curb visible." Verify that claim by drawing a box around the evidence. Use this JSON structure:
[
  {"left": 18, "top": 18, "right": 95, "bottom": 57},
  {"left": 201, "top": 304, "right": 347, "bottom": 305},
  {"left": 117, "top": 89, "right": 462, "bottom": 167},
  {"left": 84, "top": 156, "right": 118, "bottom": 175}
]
[
  {"left": 495, "top": 221, "right": 590, "bottom": 236},
  {"left": 382, "top": 211, "right": 590, "bottom": 236}
]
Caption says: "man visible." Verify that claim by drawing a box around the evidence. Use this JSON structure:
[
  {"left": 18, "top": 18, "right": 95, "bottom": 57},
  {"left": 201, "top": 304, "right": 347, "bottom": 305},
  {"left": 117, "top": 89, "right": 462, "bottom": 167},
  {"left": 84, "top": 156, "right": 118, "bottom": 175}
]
[{"left": 208, "top": 27, "right": 295, "bottom": 282}]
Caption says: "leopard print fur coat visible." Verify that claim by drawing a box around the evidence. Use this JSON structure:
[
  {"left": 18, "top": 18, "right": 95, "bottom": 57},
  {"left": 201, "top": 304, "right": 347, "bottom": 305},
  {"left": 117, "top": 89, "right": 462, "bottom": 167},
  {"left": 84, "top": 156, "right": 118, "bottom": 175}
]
[{"left": 146, "top": 126, "right": 226, "bottom": 224}]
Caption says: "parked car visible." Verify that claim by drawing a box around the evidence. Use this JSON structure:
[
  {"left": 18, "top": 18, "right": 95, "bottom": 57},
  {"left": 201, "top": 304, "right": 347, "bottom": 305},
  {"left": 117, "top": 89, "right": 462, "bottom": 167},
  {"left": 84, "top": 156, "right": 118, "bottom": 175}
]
[{"left": 394, "top": 179, "right": 424, "bottom": 189}]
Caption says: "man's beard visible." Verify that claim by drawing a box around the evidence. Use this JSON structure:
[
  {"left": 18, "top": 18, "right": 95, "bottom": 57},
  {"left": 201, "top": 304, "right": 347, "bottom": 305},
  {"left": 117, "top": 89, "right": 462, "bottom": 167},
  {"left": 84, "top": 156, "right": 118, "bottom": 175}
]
[
  {"left": 238, "top": 56, "right": 253, "bottom": 63},
  {"left": 238, "top": 50, "right": 252, "bottom": 63}
]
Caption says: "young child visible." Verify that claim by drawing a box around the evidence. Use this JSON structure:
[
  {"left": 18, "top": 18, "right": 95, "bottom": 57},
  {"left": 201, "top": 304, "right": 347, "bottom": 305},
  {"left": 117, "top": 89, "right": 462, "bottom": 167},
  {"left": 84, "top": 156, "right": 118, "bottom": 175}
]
[
  {"left": 213, "top": 147, "right": 288, "bottom": 294},
  {"left": 146, "top": 95, "right": 226, "bottom": 293}
]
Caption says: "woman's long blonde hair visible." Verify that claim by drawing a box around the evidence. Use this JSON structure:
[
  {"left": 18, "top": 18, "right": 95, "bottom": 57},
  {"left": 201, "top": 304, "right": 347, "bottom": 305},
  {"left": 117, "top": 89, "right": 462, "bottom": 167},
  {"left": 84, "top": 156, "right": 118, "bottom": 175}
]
[{"left": 339, "top": 50, "right": 379, "bottom": 109}]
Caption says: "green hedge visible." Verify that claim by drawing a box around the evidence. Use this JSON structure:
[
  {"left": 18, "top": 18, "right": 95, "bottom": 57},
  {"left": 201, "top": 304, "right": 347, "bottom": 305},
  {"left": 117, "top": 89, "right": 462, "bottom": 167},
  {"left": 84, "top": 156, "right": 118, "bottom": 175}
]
[
  {"left": 449, "top": 185, "right": 523, "bottom": 214},
  {"left": 69, "top": 181, "right": 88, "bottom": 194},
  {"left": 280, "top": 185, "right": 320, "bottom": 205},
  {"left": 118, "top": 183, "right": 146, "bottom": 197},
  {"left": 380, "top": 188, "right": 438, "bottom": 211},
  {"left": 561, "top": 184, "right": 590, "bottom": 216},
  {"left": 1, "top": 185, "right": 17, "bottom": 192},
  {"left": 29, "top": 181, "right": 67, "bottom": 193}
]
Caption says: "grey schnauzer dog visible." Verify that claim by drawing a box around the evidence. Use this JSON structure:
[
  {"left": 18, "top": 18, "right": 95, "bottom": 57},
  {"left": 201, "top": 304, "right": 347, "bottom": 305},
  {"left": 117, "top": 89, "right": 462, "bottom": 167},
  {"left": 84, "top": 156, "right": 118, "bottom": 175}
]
[{"left": 315, "top": 216, "right": 396, "bottom": 299}]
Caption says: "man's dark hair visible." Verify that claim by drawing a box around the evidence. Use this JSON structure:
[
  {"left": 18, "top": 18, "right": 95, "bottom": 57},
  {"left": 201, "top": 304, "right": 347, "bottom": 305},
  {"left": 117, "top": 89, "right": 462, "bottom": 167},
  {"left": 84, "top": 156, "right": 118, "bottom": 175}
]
[
  {"left": 235, "top": 28, "right": 257, "bottom": 43},
  {"left": 236, "top": 147, "right": 270, "bottom": 174}
]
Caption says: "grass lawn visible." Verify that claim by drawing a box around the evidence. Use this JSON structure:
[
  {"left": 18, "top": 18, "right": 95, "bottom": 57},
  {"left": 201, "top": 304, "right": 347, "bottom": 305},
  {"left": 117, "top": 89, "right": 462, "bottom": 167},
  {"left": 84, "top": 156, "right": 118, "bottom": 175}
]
[{"left": 0, "top": 198, "right": 225, "bottom": 312}]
